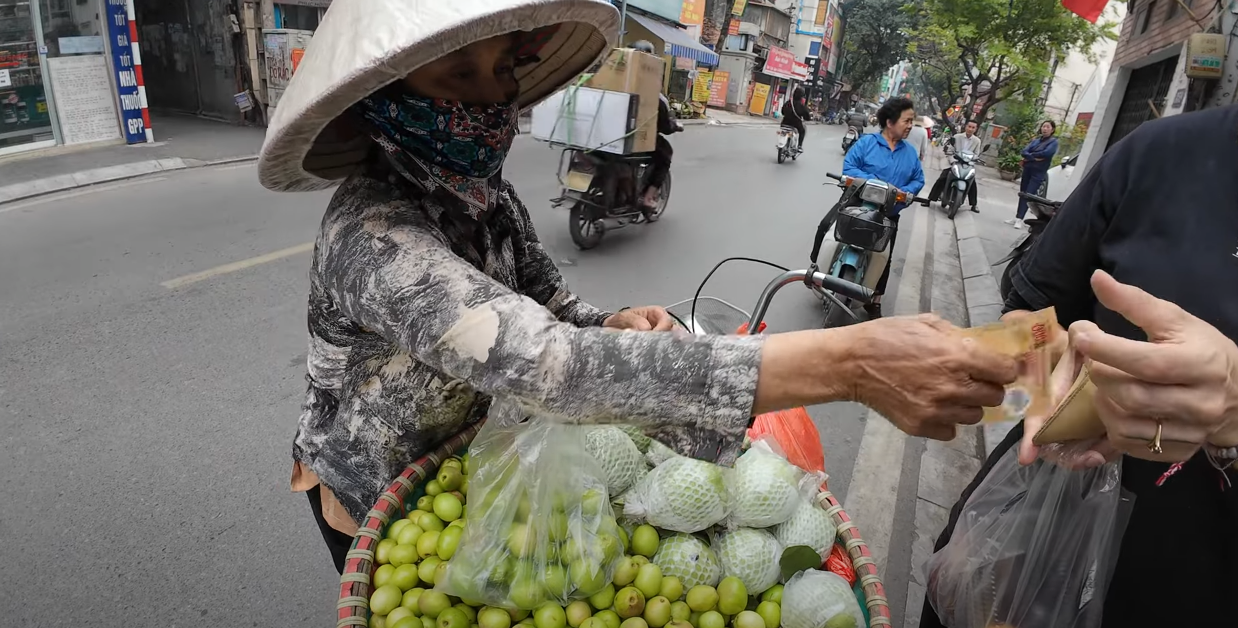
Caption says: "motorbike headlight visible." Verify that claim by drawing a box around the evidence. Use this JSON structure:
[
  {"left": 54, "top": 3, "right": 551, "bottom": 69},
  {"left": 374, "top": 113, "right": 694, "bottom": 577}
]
[{"left": 858, "top": 183, "right": 890, "bottom": 205}]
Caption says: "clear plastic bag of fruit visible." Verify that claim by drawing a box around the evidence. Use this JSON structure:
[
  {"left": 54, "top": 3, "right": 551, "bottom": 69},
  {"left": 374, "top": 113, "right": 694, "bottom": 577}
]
[{"left": 438, "top": 415, "right": 624, "bottom": 609}]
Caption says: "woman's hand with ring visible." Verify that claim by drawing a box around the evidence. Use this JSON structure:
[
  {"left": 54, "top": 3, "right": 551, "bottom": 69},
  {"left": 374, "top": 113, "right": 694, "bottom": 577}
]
[
  {"left": 604, "top": 306, "right": 675, "bottom": 332},
  {"left": 1070, "top": 271, "right": 1238, "bottom": 462}
]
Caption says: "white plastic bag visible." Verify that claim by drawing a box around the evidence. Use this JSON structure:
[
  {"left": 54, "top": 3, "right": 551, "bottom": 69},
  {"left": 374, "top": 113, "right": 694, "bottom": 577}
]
[
  {"left": 924, "top": 447, "right": 1135, "bottom": 628},
  {"left": 782, "top": 569, "right": 865, "bottom": 628}
]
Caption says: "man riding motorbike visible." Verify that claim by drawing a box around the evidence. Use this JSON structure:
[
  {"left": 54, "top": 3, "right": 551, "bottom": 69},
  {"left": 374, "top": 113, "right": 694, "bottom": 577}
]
[
  {"left": 780, "top": 86, "right": 810, "bottom": 150},
  {"left": 928, "top": 120, "right": 982, "bottom": 212},
  {"left": 838, "top": 96, "right": 925, "bottom": 318},
  {"left": 846, "top": 109, "right": 868, "bottom": 133},
  {"left": 632, "top": 40, "right": 682, "bottom": 211}
]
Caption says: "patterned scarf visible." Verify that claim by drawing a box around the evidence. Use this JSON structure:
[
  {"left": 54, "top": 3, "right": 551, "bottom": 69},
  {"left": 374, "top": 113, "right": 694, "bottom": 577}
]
[{"left": 354, "top": 91, "right": 519, "bottom": 218}]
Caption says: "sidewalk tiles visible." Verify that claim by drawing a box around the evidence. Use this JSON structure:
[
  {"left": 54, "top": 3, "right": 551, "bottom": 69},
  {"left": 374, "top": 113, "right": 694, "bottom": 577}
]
[{"left": 1, "top": 114, "right": 265, "bottom": 205}]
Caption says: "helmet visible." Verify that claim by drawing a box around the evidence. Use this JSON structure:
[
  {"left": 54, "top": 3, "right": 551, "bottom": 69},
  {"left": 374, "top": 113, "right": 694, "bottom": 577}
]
[{"left": 631, "top": 40, "right": 656, "bottom": 54}]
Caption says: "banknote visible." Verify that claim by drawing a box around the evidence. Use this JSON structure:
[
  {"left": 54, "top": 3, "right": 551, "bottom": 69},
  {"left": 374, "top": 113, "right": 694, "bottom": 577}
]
[{"left": 956, "top": 307, "right": 1058, "bottom": 424}]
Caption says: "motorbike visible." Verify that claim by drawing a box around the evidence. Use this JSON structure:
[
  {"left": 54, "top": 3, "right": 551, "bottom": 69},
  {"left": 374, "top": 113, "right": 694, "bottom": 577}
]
[
  {"left": 994, "top": 191, "right": 1061, "bottom": 301},
  {"left": 809, "top": 172, "right": 928, "bottom": 327},
  {"left": 551, "top": 148, "right": 671, "bottom": 250},
  {"left": 841, "top": 127, "right": 859, "bottom": 153},
  {"left": 939, "top": 151, "right": 982, "bottom": 219},
  {"left": 776, "top": 126, "right": 801, "bottom": 164}
]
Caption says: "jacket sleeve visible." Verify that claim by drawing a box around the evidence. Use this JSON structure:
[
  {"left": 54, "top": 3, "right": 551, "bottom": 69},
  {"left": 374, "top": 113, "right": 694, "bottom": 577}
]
[
  {"left": 657, "top": 98, "right": 676, "bottom": 135},
  {"left": 843, "top": 137, "right": 878, "bottom": 179},
  {"left": 904, "top": 153, "right": 926, "bottom": 197},
  {"left": 503, "top": 184, "right": 611, "bottom": 328},
  {"left": 315, "top": 194, "right": 765, "bottom": 455},
  {"left": 1003, "top": 146, "right": 1117, "bottom": 324}
]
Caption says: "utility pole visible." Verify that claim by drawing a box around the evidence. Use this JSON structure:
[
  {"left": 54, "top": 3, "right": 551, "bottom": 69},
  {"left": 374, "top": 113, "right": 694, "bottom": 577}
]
[{"left": 619, "top": 0, "right": 629, "bottom": 44}]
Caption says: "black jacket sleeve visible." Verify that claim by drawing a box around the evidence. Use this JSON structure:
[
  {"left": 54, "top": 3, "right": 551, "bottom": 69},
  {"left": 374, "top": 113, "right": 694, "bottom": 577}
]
[
  {"left": 657, "top": 98, "right": 676, "bottom": 135},
  {"left": 1002, "top": 151, "right": 1123, "bottom": 325}
]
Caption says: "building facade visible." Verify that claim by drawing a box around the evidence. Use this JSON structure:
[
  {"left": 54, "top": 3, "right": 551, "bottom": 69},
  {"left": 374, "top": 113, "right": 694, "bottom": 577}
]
[
  {"left": 1074, "top": 0, "right": 1230, "bottom": 173},
  {"left": 1, "top": 0, "right": 153, "bottom": 157}
]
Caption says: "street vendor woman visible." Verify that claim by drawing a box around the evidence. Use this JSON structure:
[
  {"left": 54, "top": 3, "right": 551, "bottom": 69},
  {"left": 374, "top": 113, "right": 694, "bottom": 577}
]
[{"left": 257, "top": 0, "right": 1019, "bottom": 574}]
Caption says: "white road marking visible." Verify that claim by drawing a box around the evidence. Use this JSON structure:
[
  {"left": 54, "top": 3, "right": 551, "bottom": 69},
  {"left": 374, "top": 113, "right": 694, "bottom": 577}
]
[
  {"left": 842, "top": 204, "right": 931, "bottom": 570},
  {"left": 0, "top": 177, "right": 170, "bottom": 214},
  {"left": 161, "top": 242, "right": 314, "bottom": 289}
]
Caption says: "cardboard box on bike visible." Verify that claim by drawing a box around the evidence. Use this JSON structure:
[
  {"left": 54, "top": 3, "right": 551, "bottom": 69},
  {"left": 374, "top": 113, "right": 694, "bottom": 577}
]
[{"left": 529, "top": 48, "right": 663, "bottom": 154}]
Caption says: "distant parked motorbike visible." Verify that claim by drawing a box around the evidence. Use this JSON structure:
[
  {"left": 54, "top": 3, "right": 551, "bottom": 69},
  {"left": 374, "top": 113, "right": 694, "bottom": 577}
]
[
  {"left": 940, "top": 151, "right": 982, "bottom": 219},
  {"left": 841, "top": 127, "right": 859, "bottom": 153},
  {"left": 776, "top": 126, "right": 801, "bottom": 164},
  {"left": 809, "top": 172, "right": 928, "bottom": 327},
  {"left": 995, "top": 192, "right": 1061, "bottom": 300},
  {"left": 551, "top": 148, "right": 671, "bottom": 250}
]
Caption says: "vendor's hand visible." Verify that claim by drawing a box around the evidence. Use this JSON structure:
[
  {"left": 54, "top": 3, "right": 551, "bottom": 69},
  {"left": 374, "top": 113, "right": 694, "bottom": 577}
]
[
  {"left": 851, "top": 314, "right": 1019, "bottom": 441},
  {"left": 604, "top": 306, "right": 675, "bottom": 332},
  {"left": 1071, "top": 271, "right": 1238, "bottom": 462}
]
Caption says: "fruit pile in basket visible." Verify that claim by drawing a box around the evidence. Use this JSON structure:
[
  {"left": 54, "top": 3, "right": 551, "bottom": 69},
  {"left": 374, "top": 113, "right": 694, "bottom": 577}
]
[{"left": 362, "top": 425, "right": 867, "bottom": 628}]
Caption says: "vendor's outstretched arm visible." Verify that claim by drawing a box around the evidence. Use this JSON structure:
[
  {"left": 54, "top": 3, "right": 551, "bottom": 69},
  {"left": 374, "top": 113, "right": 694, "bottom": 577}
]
[{"left": 316, "top": 196, "right": 859, "bottom": 462}]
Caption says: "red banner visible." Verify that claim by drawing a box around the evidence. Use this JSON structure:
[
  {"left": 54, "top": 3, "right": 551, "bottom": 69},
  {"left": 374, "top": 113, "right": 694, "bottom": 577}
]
[
  {"left": 1061, "top": 0, "right": 1108, "bottom": 22},
  {"left": 763, "top": 47, "right": 797, "bottom": 79}
]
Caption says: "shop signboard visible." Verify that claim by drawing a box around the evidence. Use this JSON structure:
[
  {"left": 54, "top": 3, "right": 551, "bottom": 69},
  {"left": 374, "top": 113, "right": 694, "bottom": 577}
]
[
  {"left": 732, "top": 0, "right": 749, "bottom": 15},
  {"left": 762, "top": 47, "right": 797, "bottom": 80},
  {"left": 47, "top": 55, "right": 122, "bottom": 145},
  {"left": 708, "top": 70, "right": 729, "bottom": 107},
  {"left": 680, "top": 0, "right": 706, "bottom": 26},
  {"left": 104, "top": 0, "right": 146, "bottom": 144},
  {"left": 693, "top": 71, "right": 713, "bottom": 102},
  {"left": 627, "top": 0, "right": 688, "bottom": 23},
  {"left": 748, "top": 83, "right": 771, "bottom": 115},
  {"left": 797, "top": 0, "right": 825, "bottom": 36},
  {"left": 824, "top": 3, "right": 836, "bottom": 39}
]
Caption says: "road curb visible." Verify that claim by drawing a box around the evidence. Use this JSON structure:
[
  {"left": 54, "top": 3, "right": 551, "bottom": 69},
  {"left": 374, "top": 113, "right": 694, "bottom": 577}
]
[
  {"left": 680, "top": 117, "right": 778, "bottom": 126},
  {"left": 0, "top": 154, "right": 259, "bottom": 206},
  {"left": 951, "top": 210, "right": 1020, "bottom": 457}
]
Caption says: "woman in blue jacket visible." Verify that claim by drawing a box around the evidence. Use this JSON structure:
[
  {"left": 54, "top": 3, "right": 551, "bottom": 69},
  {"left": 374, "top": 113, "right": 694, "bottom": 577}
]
[{"left": 1007, "top": 120, "right": 1058, "bottom": 229}]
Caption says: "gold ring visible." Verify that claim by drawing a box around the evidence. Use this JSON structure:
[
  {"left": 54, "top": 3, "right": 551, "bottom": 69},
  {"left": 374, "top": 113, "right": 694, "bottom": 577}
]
[{"left": 1147, "top": 420, "right": 1164, "bottom": 455}]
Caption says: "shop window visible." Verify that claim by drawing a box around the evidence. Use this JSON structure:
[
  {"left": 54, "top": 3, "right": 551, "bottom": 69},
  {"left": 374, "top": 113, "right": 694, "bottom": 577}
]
[{"left": 275, "top": 4, "right": 322, "bottom": 31}]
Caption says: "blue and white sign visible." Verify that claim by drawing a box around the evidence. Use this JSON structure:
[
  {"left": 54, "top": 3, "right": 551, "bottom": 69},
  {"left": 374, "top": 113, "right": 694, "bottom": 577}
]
[{"left": 105, "top": 0, "right": 146, "bottom": 144}]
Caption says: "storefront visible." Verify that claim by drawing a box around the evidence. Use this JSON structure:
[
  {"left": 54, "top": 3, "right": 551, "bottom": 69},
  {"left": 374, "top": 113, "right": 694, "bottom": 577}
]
[
  {"left": 624, "top": 11, "right": 720, "bottom": 104},
  {"left": 1, "top": 0, "right": 149, "bottom": 157}
]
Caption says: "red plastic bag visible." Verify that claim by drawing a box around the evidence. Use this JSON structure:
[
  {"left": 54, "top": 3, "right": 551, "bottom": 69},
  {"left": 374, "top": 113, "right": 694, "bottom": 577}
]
[
  {"left": 746, "top": 407, "right": 826, "bottom": 475},
  {"left": 826, "top": 543, "right": 857, "bottom": 586}
]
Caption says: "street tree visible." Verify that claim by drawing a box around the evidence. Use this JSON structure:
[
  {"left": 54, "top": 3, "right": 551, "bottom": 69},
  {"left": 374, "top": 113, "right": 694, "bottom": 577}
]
[
  {"left": 838, "top": 0, "right": 919, "bottom": 96},
  {"left": 909, "top": 0, "right": 1114, "bottom": 123}
]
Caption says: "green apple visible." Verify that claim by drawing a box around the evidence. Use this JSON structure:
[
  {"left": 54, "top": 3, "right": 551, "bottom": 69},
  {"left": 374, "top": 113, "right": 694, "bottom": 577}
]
[
  {"left": 392, "top": 564, "right": 421, "bottom": 591},
  {"left": 418, "top": 590, "right": 452, "bottom": 618},
  {"left": 372, "top": 584, "right": 404, "bottom": 616}
]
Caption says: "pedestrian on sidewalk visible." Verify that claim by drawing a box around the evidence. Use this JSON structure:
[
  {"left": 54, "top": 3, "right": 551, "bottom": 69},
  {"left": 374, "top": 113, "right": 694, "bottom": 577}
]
[
  {"left": 920, "top": 104, "right": 1238, "bottom": 628},
  {"left": 928, "top": 120, "right": 983, "bottom": 212},
  {"left": 907, "top": 116, "right": 930, "bottom": 161},
  {"left": 838, "top": 96, "right": 925, "bottom": 319},
  {"left": 257, "top": 0, "right": 1018, "bottom": 575},
  {"left": 1007, "top": 120, "right": 1058, "bottom": 229}
]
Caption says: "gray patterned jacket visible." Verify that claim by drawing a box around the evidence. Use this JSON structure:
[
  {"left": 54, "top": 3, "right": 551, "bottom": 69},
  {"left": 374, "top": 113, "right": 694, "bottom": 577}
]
[{"left": 294, "top": 158, "right": 765, "bottom": 523}]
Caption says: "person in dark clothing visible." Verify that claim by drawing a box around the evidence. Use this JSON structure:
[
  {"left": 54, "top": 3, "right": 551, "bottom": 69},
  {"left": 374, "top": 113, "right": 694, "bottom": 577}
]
[
  {"left": 1007, "top": 120, "right": 1058, "bottom": 228},
  {"left": 632, "top": 40, "right": 682, "bottom": 210},
  {"left": 846, "top": 109, "right": 868, "bottom": 133},
  {"left": 780, "top": 86, "right": 810, "bottom": 149},
  {"left": 919, "top": 104, "right": 1238, "bottom": 628}
]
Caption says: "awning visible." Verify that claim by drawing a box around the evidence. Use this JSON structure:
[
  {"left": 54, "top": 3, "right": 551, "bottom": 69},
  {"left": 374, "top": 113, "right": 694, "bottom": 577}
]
[{"left": 627, "top": 13, "right": 720, "bottom": 67}]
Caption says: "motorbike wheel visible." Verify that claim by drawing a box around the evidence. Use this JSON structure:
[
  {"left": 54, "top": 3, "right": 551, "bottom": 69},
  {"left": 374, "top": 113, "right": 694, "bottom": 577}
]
[
  {"left": 644, "top": 172, "right": 671, "bottom": 222},
  {"left": 947, "top": 193, "right": 963, "bottom": 219},
  {"left": 777, "top": 147, "right": 786, "bottom": 164},
  {"left": 568, "top": 203, "right": 605, "bottom": 250}
]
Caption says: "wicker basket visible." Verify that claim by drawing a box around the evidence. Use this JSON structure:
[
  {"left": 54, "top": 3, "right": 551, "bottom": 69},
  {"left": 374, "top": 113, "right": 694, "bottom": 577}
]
[{"left": 337, "top": 423, "right": 892, "bottom": 628}]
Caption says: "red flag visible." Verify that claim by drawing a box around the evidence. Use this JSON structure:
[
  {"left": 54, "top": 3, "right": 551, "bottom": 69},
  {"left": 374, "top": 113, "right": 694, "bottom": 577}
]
[{"left": 1062, "top": 0, "right": 1108, "bottom": 22}]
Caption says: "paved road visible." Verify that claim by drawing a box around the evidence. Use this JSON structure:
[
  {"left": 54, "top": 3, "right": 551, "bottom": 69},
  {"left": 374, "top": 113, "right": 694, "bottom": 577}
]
[{"left": 1, "top": 123, "right": 922, "bottom": 627}]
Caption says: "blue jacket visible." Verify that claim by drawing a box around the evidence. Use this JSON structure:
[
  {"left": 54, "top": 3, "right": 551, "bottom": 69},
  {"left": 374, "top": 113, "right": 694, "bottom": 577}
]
[
  {"left": 1021, "top": 136, "right": 1058, "bottom": 173},
  {"left": 842, "top": 133, "right": 925, "bottom": 216}
]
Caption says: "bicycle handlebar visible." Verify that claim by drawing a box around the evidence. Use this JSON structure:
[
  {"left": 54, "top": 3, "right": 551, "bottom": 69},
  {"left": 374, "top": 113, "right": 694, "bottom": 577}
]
[{"left": 743, "top": 269, "right": 873, "bottom": 334}]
